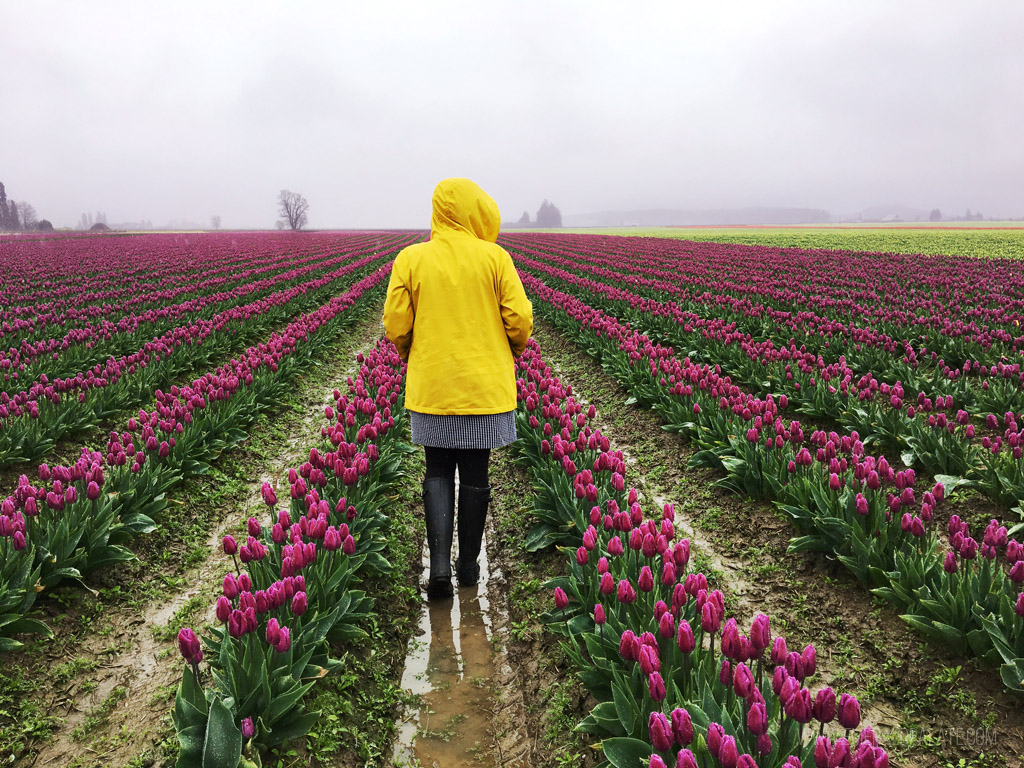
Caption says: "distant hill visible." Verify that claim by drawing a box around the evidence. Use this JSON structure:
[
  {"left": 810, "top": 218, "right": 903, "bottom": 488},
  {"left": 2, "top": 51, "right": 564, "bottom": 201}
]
[
  {"left": 562, "top": 207, "right": 832, "bottom": 227},
  {"left": 848, "top": 204, "right": 929, "bottom": 222}
]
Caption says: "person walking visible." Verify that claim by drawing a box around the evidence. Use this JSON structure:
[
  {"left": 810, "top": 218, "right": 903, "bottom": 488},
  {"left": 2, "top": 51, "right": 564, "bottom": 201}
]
[{"left": 383, "top": 178, "right": 533, "bottom": 600}]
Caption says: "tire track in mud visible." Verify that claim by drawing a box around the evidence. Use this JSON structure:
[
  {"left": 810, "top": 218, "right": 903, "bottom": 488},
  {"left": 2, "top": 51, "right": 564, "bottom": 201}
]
[
  {"left": 20, "top": 306, "right": 389, "bottom": 768},
  {"left": 527, "top": 317, "right": 1024, "bottom": 768}
]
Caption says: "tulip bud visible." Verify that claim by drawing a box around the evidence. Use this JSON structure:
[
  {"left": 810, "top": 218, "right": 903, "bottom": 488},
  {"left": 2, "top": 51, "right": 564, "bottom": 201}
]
[
  {"left": 222, "top": 535, "right": 238, "bottom": 556},
  {"left": 837, "top": 693, "right": 861, "bottom": 730},
  {"left": 707, "top": 723, "right": 725, "bottom": 759},
  {"left": 648, "top": 711, "right": 672, "bottom": 752},
  {"left": 292, "top": 591, "right": 307, "bottom": 616},
  {"left": 274, "top": 625, "right": 291, "bottom": 653},
  {"left": 718, "top": 735, "right": 739, "bottom": 768},
  {"left": 648, "top": 757, "right": 667, "bottom": 768},
  {"left": 177, "top": 627, "right": 202, "bottom": 664},
  {"left": 241, "top": 717, "right": 255, "bottom": 740},
  {"left": 647, "top": 671, "right": 666, "bottom": 701},
  {"left": 670, "top": 707, "right": 693, "bottom": 746},
  {"left": 594, "top": 604, "right": 606, "bottom": 626},
  {"left": 747, "top": 701, "right": 768, "bottom": 735},
  {"left": 676, "top": 750, "right": 698, "bottom": 768},
  {"left": 215, "top": 596, "right": 231, "bottom": 623}
]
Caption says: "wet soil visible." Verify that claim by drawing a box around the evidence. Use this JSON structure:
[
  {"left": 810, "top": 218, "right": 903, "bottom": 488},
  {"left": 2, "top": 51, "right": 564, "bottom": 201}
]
[
  {"left": 391, "top": 471, "right": 536, "bottom": 768},
  {"left": 484, "top": 450, "right": 601, "bottom": 768},
  {"left": 5, "top": 306, "right": 394, "bottom": 767},
  {"left": 529, "top": 317, "right": 1024, "bottom": 768}
]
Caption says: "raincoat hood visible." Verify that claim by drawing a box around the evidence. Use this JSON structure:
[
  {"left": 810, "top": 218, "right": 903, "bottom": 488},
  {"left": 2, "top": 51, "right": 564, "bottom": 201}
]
[{"left": 429, "top": 178, "right": 501, "bottom": 242}]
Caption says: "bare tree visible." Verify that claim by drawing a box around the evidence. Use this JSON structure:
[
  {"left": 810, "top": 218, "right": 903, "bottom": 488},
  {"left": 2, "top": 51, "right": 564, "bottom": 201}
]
[
  {"left": 277, "top": 190, "right": 309, "bottom": 231},
  {"left": 15, "top": 202, "right": 37, "bottom": 230},
  {"left": 210, "top": 214, "right": 222, "bottom": 230}
]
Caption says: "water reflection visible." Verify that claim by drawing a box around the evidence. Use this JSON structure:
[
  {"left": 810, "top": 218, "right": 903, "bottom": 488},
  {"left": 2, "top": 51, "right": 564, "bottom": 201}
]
[{"left": 394, "top": 535, "right": 497, "bottom": 767}]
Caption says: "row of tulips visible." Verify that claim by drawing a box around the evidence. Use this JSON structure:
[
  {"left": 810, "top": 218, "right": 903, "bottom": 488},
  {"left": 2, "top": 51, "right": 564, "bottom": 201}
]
[
  {"left": 0, "top": 240, "right": 410, "bottom": 468},
  {"left": 510, "top": 338, "right": 887, "bottom": 768},
  {"left": 501, "top": 232, "right": 1024, "bottom": 367},
  {"left": 172, "top": 338, "right": 411, "bottom": 768},
  {"left": 519, "top": 270, "right": 1024, "bottom": 694},
  {"left": 0, "top": 233, "right": 394, "bottom": 343},
  {"left": 0, "top": 264, "right": 394, "bottom": 651},
  {"left": 511, "top": 249, "right": 1024, "bottom": 512},
  {"left": 2, "top": 232, "right": 409, "bottom": 386}
]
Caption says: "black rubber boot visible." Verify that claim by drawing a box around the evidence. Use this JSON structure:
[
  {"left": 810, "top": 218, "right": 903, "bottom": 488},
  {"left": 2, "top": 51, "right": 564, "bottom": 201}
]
[
  {"left": 455, "top": 484, "right": 491, "bottom": 587},
  {"left": 423, "top": 477, "right": 455, "bottom": 600}
]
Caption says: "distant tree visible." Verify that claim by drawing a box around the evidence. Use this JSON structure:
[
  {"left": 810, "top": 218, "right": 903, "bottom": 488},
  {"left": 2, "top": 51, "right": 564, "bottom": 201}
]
[
  {"left": 517, "top": 210, "right": 531, "bottom": 226},
  {"left": 277, "top": 190, "right": 309, "bottom": 231},
  {"left": 36, "top": 219, "right": 54, "bottom": 232},
  {"left": 535, "top": 199, "right": 562, "bottom": 228},
  {"left": 929, "top": 208, "right": 942, "bottom": 222},
  {"left": 0, "top": 182, "right": 9, "bottom": 229},
  {"left": 90, "top": 222, "right": 110, "bottom": 231},
  {"left": 8, "top": 200, "right": 19, "bottom": 230},
  {"left": 15, "top": 202, "right": 37, "bottom": 230},
  {"left": 210, "top": 214, "right": 222, "bottom": 230},
  {"left": 275, "top": 220, "right": 285, "bottom": 230},
  {"left": 975, "top": 211, "right": 984, "bottom": 221}
]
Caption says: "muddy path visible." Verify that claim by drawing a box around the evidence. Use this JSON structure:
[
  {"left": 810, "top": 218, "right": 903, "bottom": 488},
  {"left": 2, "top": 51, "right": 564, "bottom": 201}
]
[
  {"left": 9, "top": 306, "right": 390, "bottom": 768},
  {"left": 389, "top": 471, "right": 534, "bottom": 768},
  {"left": 528, "top": 317, "right": 1024, "bottom": 768}
]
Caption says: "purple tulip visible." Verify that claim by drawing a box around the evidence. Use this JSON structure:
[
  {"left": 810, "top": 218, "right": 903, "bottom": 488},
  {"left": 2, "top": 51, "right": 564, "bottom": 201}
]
[
  {"left": 675, "top": 750, "right": 698, "bottom": 768},
  {"left": 771, "top": 636, "right": 788, "bottom": 665},
  {"left": 677, "top": 620, "right": 696, "bottom": 653},
  {"left": 292, "top": 591, "right": 307, "bottom": 616},
  {"left": 177, "top": 627, "right": 202, "bottom": 664},
  {"left": 594, "top": 604, "right": 606, "bottom": 626},
  {"left": 647, "top": 671, "right": 666, "bottom": 701},
  {"left": 801, "top": 644, "right": 817, "bottom": 677},
  {"left": 619, "top": 630, "right": 640, "bottom": 661},
  {"left": 814, "top": 736, "right": 831, "bottom": 768},
  {"left": 706, "top": 722, "right": 724, "bottom": 759},
  {"left": 829, "top": 738, "right": 851, "bottom": 768},
  {"left": 274, "top": 625, "right": 291, "bottom": 653},
  {"left": 747, "top": 701, "right": 768, "bottom": 735},
  {"left": 639, "top": 645, "right": 661, "bottom": 676},
  {"left": 737, "top": 756, "right": 757, "bottom": 768},
  {"left": 215, "top": 596, "right": 231, "bottom": 623},
  {"left": 554, "top": 587, "right": 569, "bottom": 610},
  {"left": 733, "top": 663, "right": 754, "bottom": 698},
  {"left": 222, "top": 535, "right": 238, "bottom": 556},
  {"left": 837, "top": 693, "right": 861, "bottom": 730},
  {"left": 813, "top": 687, "right": 836, "bottom": 723},
  {"left": 718, "top": 735, "right": 739, "bottom": 768},
  {"left": 784, "top": 687, "right": 813, "bottom": 723},
  {"left": 670, "top": 707, "right": 693, "bottom": 746},
  {"left": 648, "top": 711, "right": 672, "bottom": 752},
  {"left": 241, "top": 717, "right": 255, "bottom": 740},
  {"left": 648, "top": 757, "right": 667, "bottom": 768},
  {"left": 749, "top": 613, "right": 770, "bottom": 654}
]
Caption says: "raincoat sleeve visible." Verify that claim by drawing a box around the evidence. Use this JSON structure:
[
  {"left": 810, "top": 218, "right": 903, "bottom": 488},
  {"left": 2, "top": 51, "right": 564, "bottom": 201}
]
[
  {"left": 383, "top": 257, "right": 414, "bottom": 362},
  {"left": 498, "top": 251, "right": 533, "bottom": 358}
]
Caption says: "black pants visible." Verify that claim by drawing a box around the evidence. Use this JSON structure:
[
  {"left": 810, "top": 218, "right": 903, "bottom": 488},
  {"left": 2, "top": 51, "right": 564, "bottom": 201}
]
[{"left": 424, "top": 447, "right": 490, "bottom": 486}]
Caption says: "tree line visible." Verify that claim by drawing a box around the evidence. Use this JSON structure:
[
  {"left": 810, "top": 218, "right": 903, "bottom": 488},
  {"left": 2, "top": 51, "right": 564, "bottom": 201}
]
[
  {"left": 0, "top": 182, "right": 51, "bottom": 231},
  {"left": 508, "top": 199, "right": 563, "bottom": 228}
]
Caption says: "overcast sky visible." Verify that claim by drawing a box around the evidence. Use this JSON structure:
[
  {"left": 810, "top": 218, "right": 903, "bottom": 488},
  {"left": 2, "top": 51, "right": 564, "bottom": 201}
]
[{"left": 3, "top": 1, "right": 1023, "bottom": 228}]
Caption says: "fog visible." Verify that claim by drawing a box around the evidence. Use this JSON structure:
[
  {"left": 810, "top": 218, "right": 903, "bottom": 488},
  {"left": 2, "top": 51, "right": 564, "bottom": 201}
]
[{"left": 3, "top": 1, "right": 1023, "bottom": 228}]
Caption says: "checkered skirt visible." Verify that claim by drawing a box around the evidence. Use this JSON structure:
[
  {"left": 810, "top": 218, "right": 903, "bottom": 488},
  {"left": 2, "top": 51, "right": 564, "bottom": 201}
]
[{"left": 409, "top": 410, "right": 517, "bottom": 449}]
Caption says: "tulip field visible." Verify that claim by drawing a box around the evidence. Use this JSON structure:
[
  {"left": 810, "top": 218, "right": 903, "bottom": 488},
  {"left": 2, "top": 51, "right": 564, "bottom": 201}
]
[{"left": 2, "top": 229, "right": 1024, "bottom": 767}]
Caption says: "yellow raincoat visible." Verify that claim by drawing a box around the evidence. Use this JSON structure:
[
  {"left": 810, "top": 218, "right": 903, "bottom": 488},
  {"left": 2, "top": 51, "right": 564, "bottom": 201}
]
[{"left": 383, "top": 178, "right": 533, "bottom": 415}]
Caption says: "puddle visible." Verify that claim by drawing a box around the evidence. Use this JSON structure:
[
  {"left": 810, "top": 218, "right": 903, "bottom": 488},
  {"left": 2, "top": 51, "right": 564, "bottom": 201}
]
[{"left": 393, "top": 484, "right": 502, "bottom": 768}]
